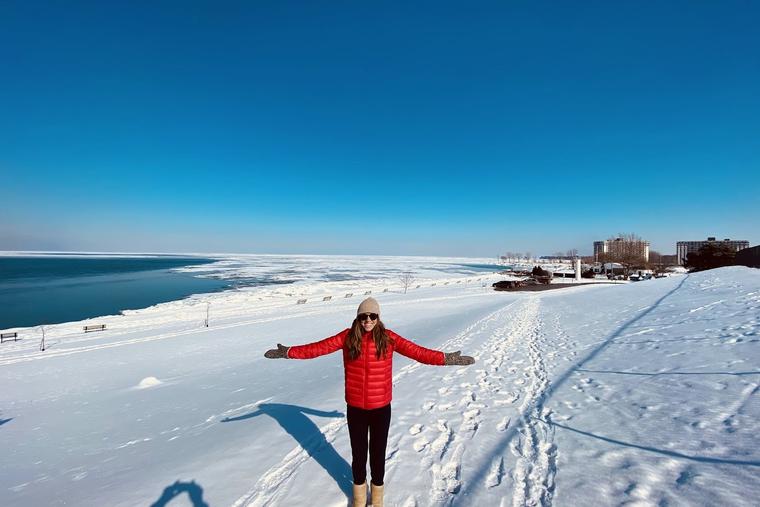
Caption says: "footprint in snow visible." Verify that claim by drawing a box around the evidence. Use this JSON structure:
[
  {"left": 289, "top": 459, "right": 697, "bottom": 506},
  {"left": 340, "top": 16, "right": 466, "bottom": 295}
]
[
  {"left": 401, "top": 496, "right": 417, "bottom": 507},
  {"left": 501, "top": 392, "right": 519, "bottom": 404},
  {"left": 413, "top": 437, "right": 429, "bottom": 452},
  {"left": 485, "top": 456, "right": 505, "bottom": 488},
  {"left": 462, "top": 409, "right": 481, "bottom": 431}
]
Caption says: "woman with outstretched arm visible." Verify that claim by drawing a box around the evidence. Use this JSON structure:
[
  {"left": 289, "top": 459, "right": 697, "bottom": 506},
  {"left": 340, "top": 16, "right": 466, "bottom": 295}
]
[{"left": 264, "top": 297, "right": 475, "bottom": 507}]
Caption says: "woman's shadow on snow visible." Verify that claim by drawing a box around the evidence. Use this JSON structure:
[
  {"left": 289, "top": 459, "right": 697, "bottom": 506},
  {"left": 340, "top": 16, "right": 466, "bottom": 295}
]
[{"left": 221, "top": 403, "right": 352, "bottom": 498}]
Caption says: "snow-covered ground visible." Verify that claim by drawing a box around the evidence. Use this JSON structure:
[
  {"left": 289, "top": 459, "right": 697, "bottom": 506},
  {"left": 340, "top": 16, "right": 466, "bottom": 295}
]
[{"left": 1, "top": 266, "right": 758, "bottom": 506}]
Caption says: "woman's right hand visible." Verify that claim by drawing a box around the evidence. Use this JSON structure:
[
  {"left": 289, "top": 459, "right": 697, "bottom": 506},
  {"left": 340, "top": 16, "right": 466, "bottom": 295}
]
[{"left": 264, "top": 343, "right": 290, "bottom": 359}]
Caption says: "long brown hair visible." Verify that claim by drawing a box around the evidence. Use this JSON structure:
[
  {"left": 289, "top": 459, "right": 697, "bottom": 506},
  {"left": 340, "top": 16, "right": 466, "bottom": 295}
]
[{"left": 347, "top": 317, "right": 393, "bottom": 360}]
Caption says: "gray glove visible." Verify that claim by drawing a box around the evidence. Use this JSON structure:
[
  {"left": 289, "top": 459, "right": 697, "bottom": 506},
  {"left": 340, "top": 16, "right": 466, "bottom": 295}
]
[
  {"left": 444, "top": 351, "right": 475, "bottom": 365},
  {"left": 265, "top": 343, "right": 290, "bottom": 359}
]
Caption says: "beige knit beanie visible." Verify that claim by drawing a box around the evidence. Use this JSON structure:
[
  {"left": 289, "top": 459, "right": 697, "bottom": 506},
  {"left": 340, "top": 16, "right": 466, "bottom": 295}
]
[{"left": 357, "top": 297, "right": 380, "bottom": 316}]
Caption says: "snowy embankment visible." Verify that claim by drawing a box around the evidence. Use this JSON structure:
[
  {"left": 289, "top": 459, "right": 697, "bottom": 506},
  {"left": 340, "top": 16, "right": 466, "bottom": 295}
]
[{"left": 1, "top": 267, "right": 758, "bottom": 506}]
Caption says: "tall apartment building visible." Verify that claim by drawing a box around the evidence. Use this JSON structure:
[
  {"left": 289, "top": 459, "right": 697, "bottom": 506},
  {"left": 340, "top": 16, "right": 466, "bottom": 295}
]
[
  {"left": 676, "top": 237, "right": 750, "bottom": 265},
  {"left": 593, "top": 237, "right": 650, "bottom": 263}
]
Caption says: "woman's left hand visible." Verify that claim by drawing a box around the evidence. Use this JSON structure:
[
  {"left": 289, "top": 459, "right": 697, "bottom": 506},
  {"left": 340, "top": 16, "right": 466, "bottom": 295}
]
[
  {"left": 264, "top": 343, "right": 290, "bottom": 359},
  {"left": 444, "top": 351, "right": 475, "bottom": 365}
]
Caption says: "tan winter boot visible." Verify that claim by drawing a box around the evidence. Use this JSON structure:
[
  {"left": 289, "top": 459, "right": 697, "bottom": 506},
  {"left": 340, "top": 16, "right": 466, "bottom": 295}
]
[
  {"left": 370, "top": 483, "right": 384, "bottom": 507},
  {"left": 352, "top": 481, "right": 367, "bottom": 507}
]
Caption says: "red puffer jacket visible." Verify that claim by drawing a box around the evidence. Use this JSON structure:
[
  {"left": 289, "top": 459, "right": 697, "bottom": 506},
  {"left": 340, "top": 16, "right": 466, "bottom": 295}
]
[{"left": 287, "top": 328, "right": 445, "bottom": 409}]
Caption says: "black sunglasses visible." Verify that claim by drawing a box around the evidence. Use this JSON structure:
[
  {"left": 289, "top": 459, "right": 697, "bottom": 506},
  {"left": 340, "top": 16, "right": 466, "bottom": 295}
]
[{"left": 358, "top": 313, "right": 378, "bottom": 321}]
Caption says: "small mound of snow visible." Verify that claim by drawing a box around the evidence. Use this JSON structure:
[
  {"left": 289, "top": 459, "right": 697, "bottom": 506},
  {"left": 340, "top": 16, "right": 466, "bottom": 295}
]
[{"left": 136, "top": 376, "right": 162, "bottom": 389}]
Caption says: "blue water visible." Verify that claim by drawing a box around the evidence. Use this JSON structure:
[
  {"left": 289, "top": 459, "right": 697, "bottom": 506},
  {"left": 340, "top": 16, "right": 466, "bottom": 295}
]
[{"left": 0, "top": 256, "right": 229, "bottom": 329}]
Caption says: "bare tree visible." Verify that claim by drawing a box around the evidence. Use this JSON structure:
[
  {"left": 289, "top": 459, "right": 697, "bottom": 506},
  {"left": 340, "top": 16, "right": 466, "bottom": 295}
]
[
  {"left": 399, "top": 272, "right": 415, "bottom": 294},
  {"left": 648, "top": 250, "right": 664, "bottom": 272},
  {"left": 524, "top": 252, "right": 532, "bottom": 261},
  {"left": 600, "top": 233, "right": 649, "bottom": 277},
  {"left": 566, "top": 249, "right": 578, "bottom": 259}
]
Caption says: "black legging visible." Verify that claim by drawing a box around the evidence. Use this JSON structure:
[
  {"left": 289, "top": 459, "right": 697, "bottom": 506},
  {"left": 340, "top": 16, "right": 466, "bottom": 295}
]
[{"left": 346, "top": 403, "right": 391, "bottom": 486}]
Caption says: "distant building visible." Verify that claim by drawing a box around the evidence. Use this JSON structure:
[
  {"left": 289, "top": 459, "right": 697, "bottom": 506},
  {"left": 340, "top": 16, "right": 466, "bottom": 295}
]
[
  {"left": 676, "top": 237, "right": 750, "bottom": 265},
  {"left": 594, "top": 237, "right": 650, "bottom": 263}
]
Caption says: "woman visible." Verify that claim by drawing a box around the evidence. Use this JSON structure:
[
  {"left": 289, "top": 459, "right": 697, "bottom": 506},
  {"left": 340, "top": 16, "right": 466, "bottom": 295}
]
[{"left": 264, "top": 297, "right": 475, "bottom": 507}]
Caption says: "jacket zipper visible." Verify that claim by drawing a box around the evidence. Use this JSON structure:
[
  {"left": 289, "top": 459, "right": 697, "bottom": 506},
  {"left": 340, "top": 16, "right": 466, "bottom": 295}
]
[{"left": 363, "top": 333, "right": 369, "bottom": 408}]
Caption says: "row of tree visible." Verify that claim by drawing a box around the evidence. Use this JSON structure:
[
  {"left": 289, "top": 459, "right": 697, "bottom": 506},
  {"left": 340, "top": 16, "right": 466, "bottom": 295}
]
[
  {"left": 550, "top": 249, "right": 579, "bottom": 259},
  {"left": 503, "top": 250, "right": 581, "bottom": 261},
  {"left": 683, "top": 243, "right": 738, "bottom": 272},
  {"left": 501, "top": 252, "right": 533, "bottom": 261}
]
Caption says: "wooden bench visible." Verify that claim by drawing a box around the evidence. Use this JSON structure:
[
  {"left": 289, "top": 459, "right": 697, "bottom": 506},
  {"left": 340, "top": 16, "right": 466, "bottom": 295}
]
[
  {"left": 364, "top": 290, "right": 372, "bottom": 295},
  {"left": 1, "top": 332, "right": 18, "bottom": 343},
  {"left": 344, "top": 293, "right": 353, "bottom": 298},
  {"left": 296, "top": 299, "right": 307, "bottom": 305},
  {"left": 83, "top": 324, "right": 106, "bottom": 333},
  {"left": 322, "top": 296, "right": 332, "bottom": 301}
]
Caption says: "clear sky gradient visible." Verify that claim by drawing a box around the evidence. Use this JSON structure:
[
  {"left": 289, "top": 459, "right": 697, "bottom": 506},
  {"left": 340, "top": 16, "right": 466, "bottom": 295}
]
[{"left": 1, "top": 1, "right": 758, "bottom": 256}]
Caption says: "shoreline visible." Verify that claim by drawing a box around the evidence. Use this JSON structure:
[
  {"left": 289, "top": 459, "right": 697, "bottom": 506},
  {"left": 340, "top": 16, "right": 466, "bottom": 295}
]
[{"left": 0, "top": 254, "right": 506, "bottom": 333}]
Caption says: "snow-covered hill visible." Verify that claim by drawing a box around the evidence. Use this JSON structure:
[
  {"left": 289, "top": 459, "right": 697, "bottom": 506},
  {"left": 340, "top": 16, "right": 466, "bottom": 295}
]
[{"left": 1, "top": 267, "right": 758, "bottom": 506}]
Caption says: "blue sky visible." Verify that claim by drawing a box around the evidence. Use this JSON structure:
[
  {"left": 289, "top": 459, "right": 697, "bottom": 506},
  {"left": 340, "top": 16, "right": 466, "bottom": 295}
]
[{"left": 1, "top": 1, "right": 758, "bottom": 257}]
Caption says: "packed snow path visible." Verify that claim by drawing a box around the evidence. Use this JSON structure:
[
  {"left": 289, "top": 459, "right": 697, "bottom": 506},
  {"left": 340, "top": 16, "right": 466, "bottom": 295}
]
[{"left": 1, "top": 267, "right": 759, "bottom": 506}]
